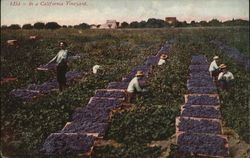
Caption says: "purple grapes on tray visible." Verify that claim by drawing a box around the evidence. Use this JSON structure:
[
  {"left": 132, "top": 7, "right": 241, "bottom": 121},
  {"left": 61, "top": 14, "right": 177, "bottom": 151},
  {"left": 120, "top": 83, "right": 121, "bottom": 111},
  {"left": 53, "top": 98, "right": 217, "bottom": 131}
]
[
  {"left": 177, "top": 117, "right": 222, "bottom": 134},
  {"left": 41, "top": 133, "right": 95, "bottom": 154},
  {"left": 72, "top": 107, "right": 111, "bottom": 123},
  {"left": 61, "top": 121, "right": 108, "bottom": 137},
  {"left": 177, "top": 132, "right": 229, "bottom": 157},
  {"left": 181, "top": 106, "right": 221, "bottom": 119}
]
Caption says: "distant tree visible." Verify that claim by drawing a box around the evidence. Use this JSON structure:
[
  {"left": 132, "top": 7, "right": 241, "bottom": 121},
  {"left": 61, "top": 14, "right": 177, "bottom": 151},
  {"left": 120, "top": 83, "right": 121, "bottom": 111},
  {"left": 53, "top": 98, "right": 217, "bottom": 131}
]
[
  {"left": 145, "top": 18, "right": 167, "bottom": 28},
  {"left": 62, "top": 25, "right": 67, "bottom": 28},
  {"left": 199, "top": 21, "right": 208, "bottom": 27},
  {"left": 129, "top": 21, "right": 140, "bottom": 28},
  {"left": 74, "top": 23, "right": 90, "bottom": 29},
  {"left": 45, "top": 22, "right": 61, "bottom": 29},
  {"left": 1, "top": 25, "right": 8, "bottom": 29},
  {"left": 8, "top": 24, "right": 21, "bottom": 29},
  {"left": 174, "top": 21, "right": 188, "bottom": 27},
  {"left": 139, "top": 21, "right": 147, "bottom": 28},
  {"left": 208, "top": 19, "right": 221, "bottom": 26},
  {"left": 231, "top": 19, "right": 249, "bottom": 26},
  {"left": 68, "top": 25, "right": 73, "bottom": 28},
  {"left": 190, "top": 21, "right": 197, "bottom": 27},
  {"left": 121, "top": 22, "right": 129, "bottom": 28},
  {"left": 34, "top": 22, "right": 45, "bottom": 29},
  {"left": 22, "top": 24, "right": 33, "bottom": 29}
]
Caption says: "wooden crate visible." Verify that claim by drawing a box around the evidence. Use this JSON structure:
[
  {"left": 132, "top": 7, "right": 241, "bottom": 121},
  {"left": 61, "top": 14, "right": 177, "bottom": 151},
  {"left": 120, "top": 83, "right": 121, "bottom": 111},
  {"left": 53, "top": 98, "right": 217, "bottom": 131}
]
[{"left": 176, "top": 116, "right": 223, "bottom": 134}]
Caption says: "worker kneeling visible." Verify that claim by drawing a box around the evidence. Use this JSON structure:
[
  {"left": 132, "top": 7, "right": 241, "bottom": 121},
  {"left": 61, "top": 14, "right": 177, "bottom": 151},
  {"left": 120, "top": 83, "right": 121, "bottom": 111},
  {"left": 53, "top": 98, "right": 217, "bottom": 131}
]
[
  {"left": 93, "top": 65, "right": 103, "bottom": 74},
  {"left": 158, "top": 54, "right": 168, "bottom": 65},
  {"left": 126, "top": 71, "right": 147, "bottom": 103},
  {"left": 218, "top": 64, "right": 234, "bottom": 91}
]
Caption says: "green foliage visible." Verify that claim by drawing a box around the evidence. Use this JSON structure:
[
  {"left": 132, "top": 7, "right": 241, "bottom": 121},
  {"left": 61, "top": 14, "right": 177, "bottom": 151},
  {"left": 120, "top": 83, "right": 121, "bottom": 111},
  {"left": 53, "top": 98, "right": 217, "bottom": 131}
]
[
  {"left": 92, "top": 144, "right": 162, "bottom": 158},
  {"left": 45, "top": 22, "right": 61, "bottom": 29},
  {"left": 1, "top": 27, "right": 249, "bottom": 157},
  {"left": 22, "top": 24, "right": 33, "bottom": 29},
  {"left": 8, "top": 24, "right": 21, "bottom": 29},
  {"left": 34, "top": 22, "right": 45, "bottom": 29}
]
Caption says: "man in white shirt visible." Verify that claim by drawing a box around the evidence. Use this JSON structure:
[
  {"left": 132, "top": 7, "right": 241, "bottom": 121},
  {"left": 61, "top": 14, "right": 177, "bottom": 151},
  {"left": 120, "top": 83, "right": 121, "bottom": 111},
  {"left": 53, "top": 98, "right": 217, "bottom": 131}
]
[
  {"left": 218, "top": 64, "right": 234, "bottom": 91},
  {"left": 126, "top": 71, "right": 146, "bottom": 103},
  {"left": 209, "top": 56, "right": 220, "bottom": 79},
  {"left": 47, "top": 41, "right": 69, "bottom": 91},
  {"left": 158, "top": 54, "right": 168, "bottom": 65},
  {"left": 92, "top": 65, "right": 102, "bottom": 74}
]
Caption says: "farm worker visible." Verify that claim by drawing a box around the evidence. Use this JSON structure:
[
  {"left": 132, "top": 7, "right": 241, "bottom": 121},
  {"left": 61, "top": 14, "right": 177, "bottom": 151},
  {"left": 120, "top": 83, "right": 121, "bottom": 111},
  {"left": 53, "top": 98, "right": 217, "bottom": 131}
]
[
  {"left": 126, "top": 71, "right": 146, "bottom": 103},
  {"left": 47, "top": 41, "right": 69, "bottom": 91},
  {"left": 92, "top": 65, "right": 103, "bottom": 74},
  {"left": 209, "top": 56, "right": 220, "bottom": 79},
  {"left": 218, "top": 64, "right": 234, "bottom": 91},
  {"left": 158, "top": 54, "right": 168, "bottom": 65}
]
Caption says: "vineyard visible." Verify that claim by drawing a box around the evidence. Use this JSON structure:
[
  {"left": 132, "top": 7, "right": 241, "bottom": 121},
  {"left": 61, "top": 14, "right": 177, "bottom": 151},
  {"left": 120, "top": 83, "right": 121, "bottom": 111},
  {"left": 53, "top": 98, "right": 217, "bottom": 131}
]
[{"left": 1, "top": 27, "right": 249, "bottom": 158}]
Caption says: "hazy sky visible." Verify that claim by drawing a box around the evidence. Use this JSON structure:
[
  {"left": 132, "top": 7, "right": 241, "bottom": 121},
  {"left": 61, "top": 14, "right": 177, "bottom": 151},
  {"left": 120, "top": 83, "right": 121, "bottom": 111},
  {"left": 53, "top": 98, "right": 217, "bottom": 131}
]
[{"left": 1, "top": 0, "right": 249, "bottom": 26}]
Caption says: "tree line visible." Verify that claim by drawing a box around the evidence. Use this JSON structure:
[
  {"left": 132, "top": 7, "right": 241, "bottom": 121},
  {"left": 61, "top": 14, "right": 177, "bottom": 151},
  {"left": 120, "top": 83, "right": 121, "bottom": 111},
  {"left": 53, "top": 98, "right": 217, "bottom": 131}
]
[{"left": 1, "top": 18, "right": 249, "bottom": 30}]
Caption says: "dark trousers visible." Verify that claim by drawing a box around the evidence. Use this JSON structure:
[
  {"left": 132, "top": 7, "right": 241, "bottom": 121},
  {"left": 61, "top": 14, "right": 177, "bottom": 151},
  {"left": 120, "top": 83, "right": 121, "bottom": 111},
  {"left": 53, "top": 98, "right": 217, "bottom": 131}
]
[{"left": 57, "top": 62, "right": 68, "bottom": 91}]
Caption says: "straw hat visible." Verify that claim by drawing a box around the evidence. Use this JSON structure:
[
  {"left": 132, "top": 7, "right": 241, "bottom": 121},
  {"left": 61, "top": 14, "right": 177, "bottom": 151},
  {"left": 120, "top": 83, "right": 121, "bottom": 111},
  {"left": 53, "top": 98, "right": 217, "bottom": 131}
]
[
  {"left": 59, "top": 41, "right": 68, "bottom": 47},
  {"left": 160, "top": 54, "right": 168, "bottom": 59},
  {"left": 219, "top": 64, "right": 227, "bottom": 69},
  {"left": 136, "top": 71, "right": 144, "bottom": 77},
  {"left": 213, "top": 56, "right": 219, "bottom": 60}
]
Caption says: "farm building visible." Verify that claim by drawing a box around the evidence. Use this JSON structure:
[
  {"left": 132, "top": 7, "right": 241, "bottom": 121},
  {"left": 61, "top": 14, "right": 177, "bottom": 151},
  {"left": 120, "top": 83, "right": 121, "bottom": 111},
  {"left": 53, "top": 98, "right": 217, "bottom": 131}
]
[
  {"left": 165, "top": 17, "right": 177, "bottom": 24},
  {"left": 95, "top": 20, "right": 119, "bottom": 29}
]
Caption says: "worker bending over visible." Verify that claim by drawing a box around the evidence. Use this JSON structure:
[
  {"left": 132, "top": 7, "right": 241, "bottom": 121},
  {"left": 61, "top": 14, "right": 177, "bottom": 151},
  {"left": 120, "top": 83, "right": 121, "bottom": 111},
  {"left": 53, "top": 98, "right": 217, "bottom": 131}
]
[{"left": 218, "top": 64, "right": 234, "bottom": 91}]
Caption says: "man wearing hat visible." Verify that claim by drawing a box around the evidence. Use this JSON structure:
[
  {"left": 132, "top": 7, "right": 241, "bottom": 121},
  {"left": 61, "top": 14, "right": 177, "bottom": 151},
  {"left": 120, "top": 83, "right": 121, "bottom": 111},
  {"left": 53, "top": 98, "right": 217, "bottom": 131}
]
[
  {"left": 47, "top": 41, "right": 69, "bottom": 91},
  {"left": 209, "top": 56, "right": 220, "bottom": 79},
  {"left": 158, "top": 54, "right": 168, "bottom": 65},
  {"left": 126, "top": 71, "right": 146, "bottom": 103},
  {"left": 218, "top": 64, "right": 234, "bottom": 91}
]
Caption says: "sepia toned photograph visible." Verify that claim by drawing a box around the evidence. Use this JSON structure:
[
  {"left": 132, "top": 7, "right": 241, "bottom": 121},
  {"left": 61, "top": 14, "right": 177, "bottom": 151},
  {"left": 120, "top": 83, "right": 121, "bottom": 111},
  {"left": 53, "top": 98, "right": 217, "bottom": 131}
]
[{"left": 1, "top": 0, "right": 249, "bottom": 157}]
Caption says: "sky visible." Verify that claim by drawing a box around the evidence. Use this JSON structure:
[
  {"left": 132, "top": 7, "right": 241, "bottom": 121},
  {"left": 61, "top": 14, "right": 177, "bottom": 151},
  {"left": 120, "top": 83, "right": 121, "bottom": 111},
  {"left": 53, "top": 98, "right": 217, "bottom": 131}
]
[{"left": 1, "top": 0, "right": 249, "bottom": 26}]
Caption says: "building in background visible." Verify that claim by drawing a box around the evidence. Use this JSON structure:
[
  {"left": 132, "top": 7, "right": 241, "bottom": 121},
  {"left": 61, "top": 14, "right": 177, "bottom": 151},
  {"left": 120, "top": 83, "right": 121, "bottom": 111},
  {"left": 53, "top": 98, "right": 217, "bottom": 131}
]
[
  {"left": 165, "top": 17, "right": 177, "bottom": 24},
  {"left": 92, "top": 20, "right": 119, "bottom": 29}
]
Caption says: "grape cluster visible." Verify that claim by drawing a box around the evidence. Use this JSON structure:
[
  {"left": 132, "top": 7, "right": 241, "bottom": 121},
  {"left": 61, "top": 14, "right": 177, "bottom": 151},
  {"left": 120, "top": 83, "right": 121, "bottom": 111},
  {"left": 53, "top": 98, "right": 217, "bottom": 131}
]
[
  {"left": 10, "top": 89, "right": 40, "bottom": 99},
  {"left": 186, "top": 95, "right": 219, "bottom": 105},
  {"left": 107, "top": 82, "right": 129, "bottom": 89},
  {"left": 190, "top": 55, "right": 208, "bottom": 65},
  {"left": 189, "top": 65, "right": 209, "bottom": 72},
  {"left": 94, "top": 89, "right": 125, "bottom": 98},
  {"left": 156, "top": 43, "right": 171, "bottom": 57},
  {"left": 181, "top": 106, "right": 221, "bottom": 119},
  {"left": 41, "top": 133, "right": 96, "bottom": 154},
  {"left": 187, "top": 79, "right": 215, "bottom": 88},
  {"left": 177, "top": 117, "right": 222, "bottom": 134},
  {"left": 144, "top": 56, "right": 159, "bottom": 66},
  {"left": 72, "top": 107, "right": 111, "bottom": 123},
  {"left": 187, "top": 87, "right": 217, "bottom": 94},
  {"left": 177, "top": 132, "right": 229, "bottom": 157},
  {"left": 61, "top": 121, "right": 108, "bottom": 137},
  {"left": 189, "top": 72, "right": 211, "bottom": 79},
  {"left": 27, "top": 81, "right": 58, "bottom": 94}
]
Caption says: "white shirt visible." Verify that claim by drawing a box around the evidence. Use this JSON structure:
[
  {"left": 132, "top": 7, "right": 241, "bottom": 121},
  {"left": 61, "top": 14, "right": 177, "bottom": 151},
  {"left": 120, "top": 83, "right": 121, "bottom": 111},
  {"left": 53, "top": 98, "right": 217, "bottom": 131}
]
[
  {"left": 218, "top": 71, "right": 234, "bottom": 81},
  {"left": 127, "top": 77, "right": 143, "bottom": 93},
  {"left": 93, "top": 65, "right": 101, "bottom": 74},
  {"left": 158, "top": 59, "right": 166, "bottom": 65},
  {"left": 48, "top": 49, "right": 68, "bottom": 64},
  {"left": 209, "top": 60, "right": 219, "bottom": 72}
]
